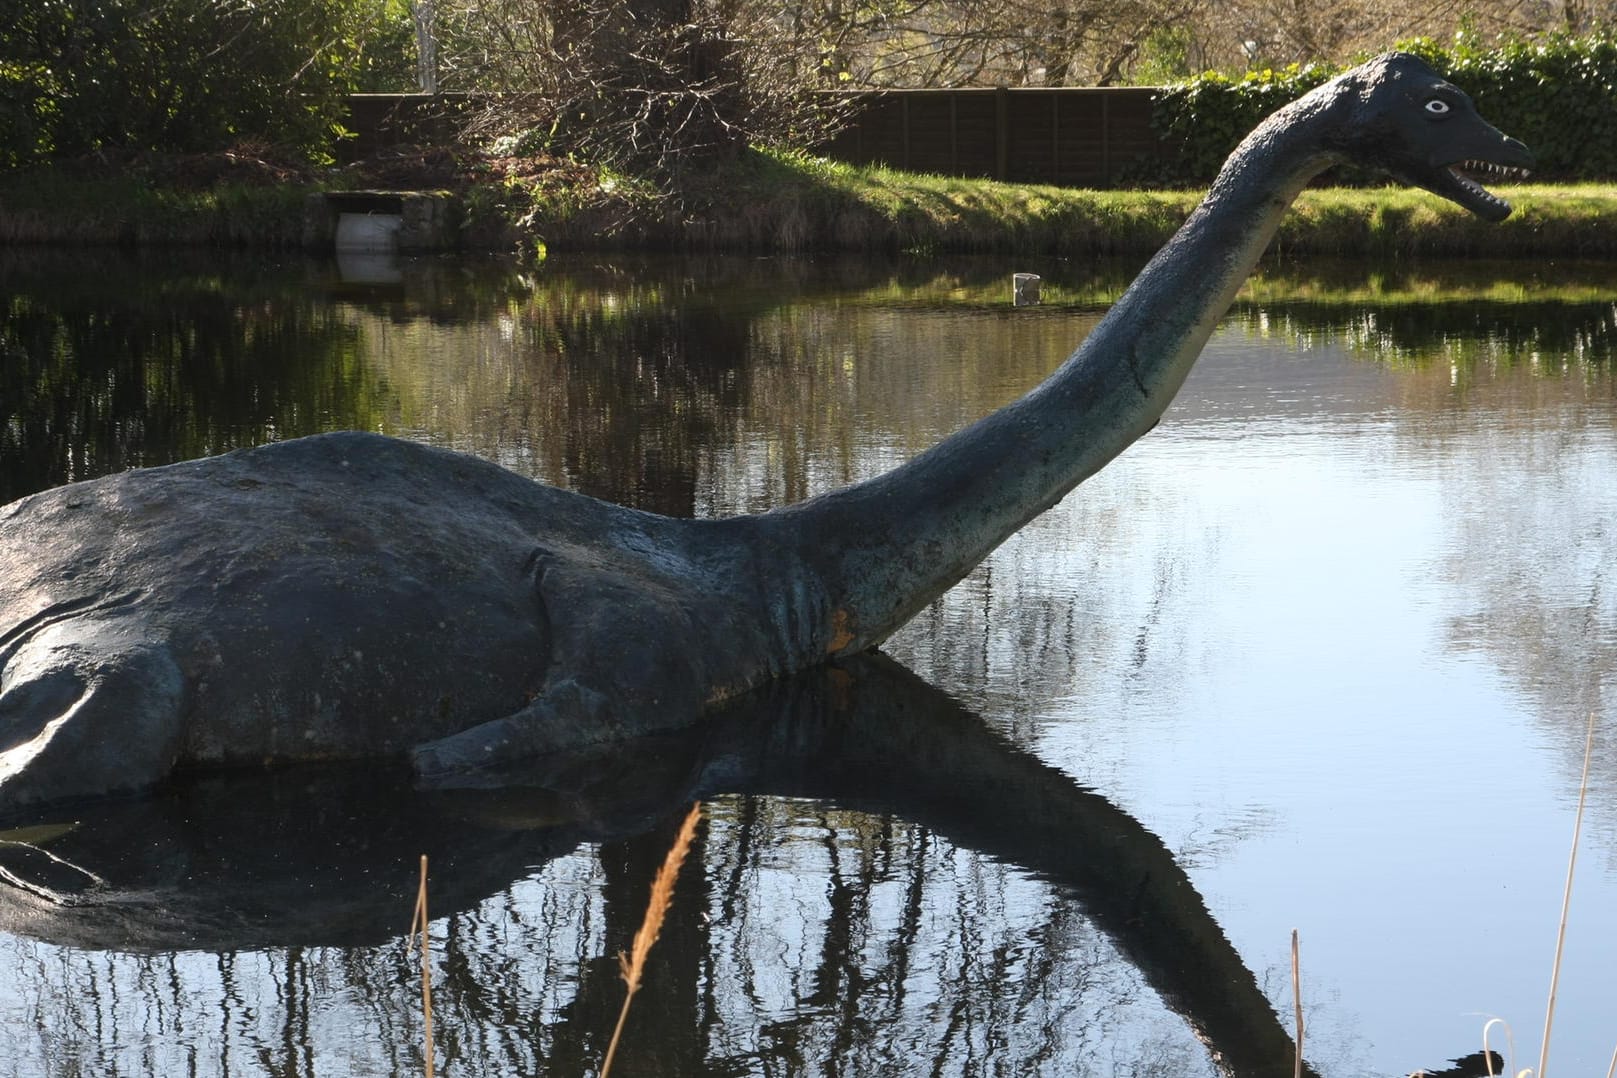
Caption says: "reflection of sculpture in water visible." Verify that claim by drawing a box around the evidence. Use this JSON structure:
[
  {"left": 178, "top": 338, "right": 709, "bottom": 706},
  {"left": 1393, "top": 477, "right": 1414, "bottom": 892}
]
[
  {"left": 0, "top": 654, "right": 1497, "bottom": 1077},
  {"left": 0, "top": 54, "right": 1531, "bottom": 810}
]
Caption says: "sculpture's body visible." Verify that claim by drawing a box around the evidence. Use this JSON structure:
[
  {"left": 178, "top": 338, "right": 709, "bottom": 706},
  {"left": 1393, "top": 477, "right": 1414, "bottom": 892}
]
[{"left": 0, "top": 54, "right": 1530, "bottom": 810}]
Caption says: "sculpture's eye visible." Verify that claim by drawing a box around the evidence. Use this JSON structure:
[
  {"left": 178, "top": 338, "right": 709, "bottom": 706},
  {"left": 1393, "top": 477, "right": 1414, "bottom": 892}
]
[{"left": 1425, "top": 98, "right": 1452, "bottom": 115}]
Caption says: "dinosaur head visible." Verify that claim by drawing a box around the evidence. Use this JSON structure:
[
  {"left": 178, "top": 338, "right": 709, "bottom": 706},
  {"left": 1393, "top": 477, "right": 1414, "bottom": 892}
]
[{"left": 1331, "top": 52, "right": 1533, "bottom": 221}]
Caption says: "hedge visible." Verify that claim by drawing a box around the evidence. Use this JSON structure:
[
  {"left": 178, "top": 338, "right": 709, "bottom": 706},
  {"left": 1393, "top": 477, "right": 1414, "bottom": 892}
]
[{"left": 1141, "top": 32, "right": 1617, "bottom": 186}]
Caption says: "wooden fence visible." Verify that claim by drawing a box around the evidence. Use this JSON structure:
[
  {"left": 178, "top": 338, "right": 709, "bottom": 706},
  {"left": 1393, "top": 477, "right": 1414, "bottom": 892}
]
[
  {"left": 820, "top": 87, "right": 1161, "bottom": 187},
  {"left": 340, "top": 87, "right": 1165, "bottom": 188},
  {"left": 340, "top": 93, "right": 475, "bottom": 160}
]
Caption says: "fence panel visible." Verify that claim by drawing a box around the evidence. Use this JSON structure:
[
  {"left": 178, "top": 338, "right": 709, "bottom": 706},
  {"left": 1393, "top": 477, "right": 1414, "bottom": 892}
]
[{"left": 821, "top": 87, "right": 1161, "bottom": 188}]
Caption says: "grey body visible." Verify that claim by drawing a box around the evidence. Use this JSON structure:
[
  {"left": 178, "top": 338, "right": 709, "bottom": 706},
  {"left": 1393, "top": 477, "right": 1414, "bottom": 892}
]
[
  {"left": 0, "top": 54, "right": 1531, "bottom": 811},
  {"left": 1, "top": 434, "right": 823, "bottom": 803}
]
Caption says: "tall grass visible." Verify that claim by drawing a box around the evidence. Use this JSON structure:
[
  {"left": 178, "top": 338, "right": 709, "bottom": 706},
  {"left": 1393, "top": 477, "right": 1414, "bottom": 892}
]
[
  {"left": 600, "top": 801, "right": 704, "bottom": 1078},
  {"left": 1480, "top": 711, "right": 1605, "bottom": 1078},
  {"left": 409, "top": 854, "right": 436, "bottom": 1078},
  {"left": 399, "top": 792, "right": 1264, "bottom": 1078},
  {"left": 0, "top": 172, "right": 309, "bottom": 247},
  {"left": 1530, "top": 712, "right": 1599, "bottom": 1078},
  {"left": 1292, "top": 929, "right": 1305, "bottom": 1078}
]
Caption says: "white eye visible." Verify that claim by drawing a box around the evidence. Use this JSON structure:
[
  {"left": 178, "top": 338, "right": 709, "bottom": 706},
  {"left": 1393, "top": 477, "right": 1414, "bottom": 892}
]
[{"left": 1425, "top": 98, "right": 1451, "bottom": 115}]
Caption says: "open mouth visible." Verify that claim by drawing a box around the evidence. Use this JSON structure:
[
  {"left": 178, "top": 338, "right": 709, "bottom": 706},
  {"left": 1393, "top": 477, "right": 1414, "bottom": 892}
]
[{"left": 1443, "top": 159, "right": 1532, "bottom": 220}]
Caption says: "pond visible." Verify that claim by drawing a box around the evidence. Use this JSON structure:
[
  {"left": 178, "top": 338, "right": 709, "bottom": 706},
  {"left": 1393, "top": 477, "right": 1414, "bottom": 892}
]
[{"left": 0, "top": 247, "right": 1614, "bottom": 1078}]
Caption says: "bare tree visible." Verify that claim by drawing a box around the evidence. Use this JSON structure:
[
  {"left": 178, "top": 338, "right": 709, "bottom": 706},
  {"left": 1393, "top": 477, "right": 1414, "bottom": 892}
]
[
  {"left": 1186, "top": 0, "right": 1617, "bottom": 72},
  {"left": 787, "top": 0, "right": 1208, "bottom": 87},
  {"left": 434, "top": 0, "right": 839, "bottom": 184}
]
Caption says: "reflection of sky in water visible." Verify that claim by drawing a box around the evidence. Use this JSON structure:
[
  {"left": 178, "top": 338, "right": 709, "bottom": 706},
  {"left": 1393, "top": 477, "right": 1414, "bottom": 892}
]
[
  {"left": 3, "top": 255, "right": 1615, "bottom": 1077},
  {"left": 641, "top": 295, "right": 1616, "bottom": 1075},
  {"left": 883, "top": 327, "right": 1617, "bottom": 1075}
]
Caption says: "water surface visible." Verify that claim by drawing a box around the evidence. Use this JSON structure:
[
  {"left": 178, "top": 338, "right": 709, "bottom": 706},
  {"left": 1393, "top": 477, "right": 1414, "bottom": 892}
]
[{"left": 1, "top": 249, "right": 1613, "bottom": 1078}]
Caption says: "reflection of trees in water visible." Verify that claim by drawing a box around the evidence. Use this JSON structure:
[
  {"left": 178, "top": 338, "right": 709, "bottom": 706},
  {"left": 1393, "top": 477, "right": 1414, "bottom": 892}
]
[
  {"left": 9, "top": 250, "right": 1612, "bottom": 518},
  {"left": 348, "top": 275, "right": 756, "bottom": 516},
  {"left": 0, "top": 249, "right": 543, "bottom": 506},
  {"left": 1228, "top": 299, "right": 1617, "bottom": 381},
  {"left": 2, "top": 651, "right": 1307, "bottom": 1078},
  {"left": 1234, "top": 273, "right": 1617, "bottom": 856},
  {"left": 692, "top": 803, "right": 1191, "bottom": 1078},
  {"left": 0, "top": 805, "right": 1208, "bottom": 1078},
  {"left": 1430, "top": 406, "right": 1617, "bottom": 853},
  {"left": 888, "top": 487, "right": 1219, "bottom": 737},
  {"left": 712, "top": 304, "right": 1099, "bottom": 507},
  {"left": 0, "top": 277, "right": 370, "bottom": 505},
  {"left": 351, "top": 261, "right": 1102, "bottom": 517},
  {"left": 0, "top": 250, "right": 410, "bottom": 505}
]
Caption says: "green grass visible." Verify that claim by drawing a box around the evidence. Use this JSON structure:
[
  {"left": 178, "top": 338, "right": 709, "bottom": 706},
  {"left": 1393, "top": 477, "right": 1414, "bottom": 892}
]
[
  {"left": 5, "top": 148, "right": 1617, "bottom": 256},
  {"left": 1278, "top": 183, "right": 1617, "bottom": 258},
  {"left": 680, "top": 149, "right": 1201, "bottom": 254},
  {"left": 706, "top": 153, "right": 1617, "bottom": 257}
]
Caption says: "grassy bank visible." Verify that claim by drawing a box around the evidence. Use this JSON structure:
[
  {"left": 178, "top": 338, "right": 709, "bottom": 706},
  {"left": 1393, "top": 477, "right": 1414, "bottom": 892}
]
[
  {"left": 3, "top": 149, "right": 1615, "bottom": 257},
  {"left": 0, "top": 170, "right": 312, "bottom": 248},
  {"left": 700, "top": 152, "right": 1617, "bottom": 257}
]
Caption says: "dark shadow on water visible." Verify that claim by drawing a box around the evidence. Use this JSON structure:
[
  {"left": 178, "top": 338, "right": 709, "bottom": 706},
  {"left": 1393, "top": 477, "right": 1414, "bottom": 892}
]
[{"left": 0, "top": 654, "right": 1495, "bottom": 1078}]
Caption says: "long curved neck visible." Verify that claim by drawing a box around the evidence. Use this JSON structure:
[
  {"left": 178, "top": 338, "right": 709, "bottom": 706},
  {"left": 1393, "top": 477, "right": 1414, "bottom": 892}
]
[{"left": 767, "top": 105, "right": 1342, "bottom": 655}]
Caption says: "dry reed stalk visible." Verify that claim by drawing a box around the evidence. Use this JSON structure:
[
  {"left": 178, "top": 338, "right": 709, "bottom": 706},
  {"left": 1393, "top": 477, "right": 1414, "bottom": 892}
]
[
  {"left": 409, "top": 854, "right": 436, "bottom": 1078},
  {"left": 1292, "top": 928, "right": 1305, "bottom": 1078},
  {"left": 1535, "top": 711, "right": 1599, "bottom": 1078},
  {"left": 600, "top": 802, "right": 703, "bottom": 1078},
  {"left": 1481, "top": 1017, "right": 1513, "bottom": 1077}
]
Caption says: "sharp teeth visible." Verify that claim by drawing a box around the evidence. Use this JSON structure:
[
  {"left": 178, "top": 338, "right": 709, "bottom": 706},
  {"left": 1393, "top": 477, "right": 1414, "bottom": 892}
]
[{"left": 1453, "top": 161, "right": 1530, "bottom": 182}]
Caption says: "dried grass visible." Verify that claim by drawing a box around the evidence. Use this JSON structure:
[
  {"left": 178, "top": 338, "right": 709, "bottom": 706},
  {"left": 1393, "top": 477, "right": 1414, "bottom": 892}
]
[
  {"left": 408, "top": 854, "right": 436, "bottom": 1078},
  {"left": 1532, "top": 712, "right": 1599, "bottom": 1078},
  {"left": 599, "top": 802, "right": 703, "bottom": 1078},
  {"left": 1292, "top": 928, "right": 1305, "bottom": 1078},
  {"left": 1478, "top": 712, "right": 1605, "bottom": 1078}
]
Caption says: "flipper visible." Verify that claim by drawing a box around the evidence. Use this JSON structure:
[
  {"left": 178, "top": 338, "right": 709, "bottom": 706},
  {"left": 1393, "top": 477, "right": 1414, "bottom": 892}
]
[
  {"left": 411, "top": 677, "right": 623, "bottom": 785},
  {"left": 0, "top": 626, "right": 185, "bottom": 812}
]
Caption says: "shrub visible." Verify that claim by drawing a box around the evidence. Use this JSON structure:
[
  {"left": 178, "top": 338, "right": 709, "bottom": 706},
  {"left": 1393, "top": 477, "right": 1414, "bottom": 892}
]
[
  {"left": 1403, "top": 31, "right": 1617, "bottom": 181},
  {"left": 1140, "top": 32, "right": 1617, "bottom": 186},
  {"left": 0, "top": 0, "right": 414, "bottom": 168},
  {"left": 1139, "top": 63, "right": 1336, "bottom": 186}
]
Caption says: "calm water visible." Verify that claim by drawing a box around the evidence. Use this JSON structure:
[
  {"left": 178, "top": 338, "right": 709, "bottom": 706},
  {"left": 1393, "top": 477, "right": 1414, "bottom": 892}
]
[{"left": 0, "top": 248, "right": 1614, "bottom": 1078}]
